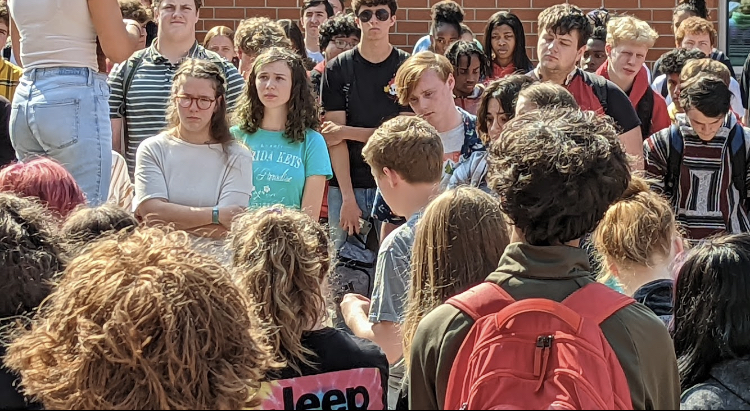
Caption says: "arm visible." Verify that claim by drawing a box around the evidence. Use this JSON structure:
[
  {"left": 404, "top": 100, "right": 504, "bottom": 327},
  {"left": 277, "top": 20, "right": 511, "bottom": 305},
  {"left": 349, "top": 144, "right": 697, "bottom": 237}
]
[
  {"left": 341, "top": 294, "right": 404, "bottom": 364},
  {"left": 88, "top": 0, "right": 135, "bottom": 63},
  {"left": 300, "top": 175, "right": 326, "bottom": 221},
  {"left": 136, "top": 199, "right": 221, "bottom": 230},
  {"left": 643, "top": 132, "right": 670, "bottom": 193},
  {"left": 111, "top": 118, "right": 123, "bottom": 154},
  {"left": 325, "top": 111, "right": 361, "bottom": 235},
  {"left": 619, "top": 127, "right": 644, "bottom": 171},
  {"left": 9, "top": 17, "right": 20, "bottom": 68}
]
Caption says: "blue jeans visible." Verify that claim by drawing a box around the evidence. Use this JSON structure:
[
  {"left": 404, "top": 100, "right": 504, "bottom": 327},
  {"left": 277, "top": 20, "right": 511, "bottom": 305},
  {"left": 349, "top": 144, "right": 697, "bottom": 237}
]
[
  {"left": 328, "top": 186, "right": 381, "bottom": 251},
  {"left": 11, "top": 67, "right": 112, "bottom": 205}
]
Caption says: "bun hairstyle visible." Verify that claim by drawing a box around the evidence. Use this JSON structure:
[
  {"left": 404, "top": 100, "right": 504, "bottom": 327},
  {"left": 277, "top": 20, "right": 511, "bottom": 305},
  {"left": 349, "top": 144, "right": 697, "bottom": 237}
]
[
  {"left": 593, "top": 176, "right": 679, "bottom": 279},
  {"left": 675, "top": 0, "right": 708, "bottom": 18},
  {"left": 431, "top": 0, "right": 464, "bottom": 34}
]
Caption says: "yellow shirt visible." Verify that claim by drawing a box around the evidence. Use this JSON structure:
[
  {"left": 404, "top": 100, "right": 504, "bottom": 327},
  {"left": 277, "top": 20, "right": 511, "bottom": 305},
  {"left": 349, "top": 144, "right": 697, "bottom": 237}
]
[{"left": 0, "top": 58, "right": 22, "bottom": 101}]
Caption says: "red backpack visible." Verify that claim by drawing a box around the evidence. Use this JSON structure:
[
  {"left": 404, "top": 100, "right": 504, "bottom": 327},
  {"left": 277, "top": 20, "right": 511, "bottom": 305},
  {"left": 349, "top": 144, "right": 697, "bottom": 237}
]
[{"left": 444, "top": 282, "right": 635, "bottom": 410}]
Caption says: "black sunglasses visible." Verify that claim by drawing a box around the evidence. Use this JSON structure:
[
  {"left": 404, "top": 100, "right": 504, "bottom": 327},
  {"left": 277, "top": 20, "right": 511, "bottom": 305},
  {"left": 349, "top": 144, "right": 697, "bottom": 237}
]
[{"left": 358, "top": 9, "right": 391, "bottom": 23}]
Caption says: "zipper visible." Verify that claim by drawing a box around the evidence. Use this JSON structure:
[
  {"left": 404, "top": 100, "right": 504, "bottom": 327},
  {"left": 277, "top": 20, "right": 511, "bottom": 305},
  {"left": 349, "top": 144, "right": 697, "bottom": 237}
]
[{"left": 533, "top": 335, "right": 554, "bottom": 392}]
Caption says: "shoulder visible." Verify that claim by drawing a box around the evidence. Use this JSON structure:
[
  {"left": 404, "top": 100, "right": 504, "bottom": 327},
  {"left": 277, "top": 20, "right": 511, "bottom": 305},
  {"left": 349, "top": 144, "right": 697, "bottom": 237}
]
[
  {"left": 383, "top": 220, "right": 417, "bottom": 253},
  {"left": 681, "top": 381, "right": 736, "bottom": 410},
  {"left": 412, "top": 302, "right": 474, "bottom": 358},
  {"left": 138, "top": 133, "right": 170, "bottom": 151},
  {"left": 327, "top": 49, "right": 354, "bottom": 70},
  {"left": 305, "top": 129, "right": 327, "bottom": 146},
  {"left": 394, "top": 47, "right": 411, "bottom": 62},
  {"left": 226, "top": 140, "right": 253, "bottom": 157}
]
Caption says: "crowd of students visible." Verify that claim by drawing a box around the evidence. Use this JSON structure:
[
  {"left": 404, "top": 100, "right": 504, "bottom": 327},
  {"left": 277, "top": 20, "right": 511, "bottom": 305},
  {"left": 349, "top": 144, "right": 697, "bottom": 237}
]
[{"left": 1, "top": 0, "right": 750, "bottom": 409}]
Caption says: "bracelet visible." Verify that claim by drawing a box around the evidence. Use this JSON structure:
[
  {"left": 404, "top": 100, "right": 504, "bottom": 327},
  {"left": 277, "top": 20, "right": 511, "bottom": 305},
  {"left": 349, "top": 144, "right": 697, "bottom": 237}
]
[{"left": 212, "top": 206, "right": 220, "bottom": 225}]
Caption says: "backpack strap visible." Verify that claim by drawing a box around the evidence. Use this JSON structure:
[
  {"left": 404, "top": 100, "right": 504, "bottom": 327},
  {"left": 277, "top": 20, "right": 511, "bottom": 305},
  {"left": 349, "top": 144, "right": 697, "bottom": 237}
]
[
  {"left": 728, "top": 124, "right": 747, "bottom": 204},
  {"left": 117, "top": 49, "right": 148, "bottom": 151},
  {"left": 562, "top": 282, "right": 635, "bottom": 325},
  {"left": 664, "top": 125, "right": 684, "bottom": 203},
  {"left": 446, "top": 282, "right": 515, "bottom": 321},
  {"left": 587, "top": 71, "right": 609, "bottom": 113}
]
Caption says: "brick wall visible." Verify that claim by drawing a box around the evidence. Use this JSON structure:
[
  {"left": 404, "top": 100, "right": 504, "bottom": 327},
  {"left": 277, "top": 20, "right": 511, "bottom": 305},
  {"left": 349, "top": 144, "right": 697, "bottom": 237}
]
[{"left": 197, "top": 0, "right": 720, "bottom": 65}]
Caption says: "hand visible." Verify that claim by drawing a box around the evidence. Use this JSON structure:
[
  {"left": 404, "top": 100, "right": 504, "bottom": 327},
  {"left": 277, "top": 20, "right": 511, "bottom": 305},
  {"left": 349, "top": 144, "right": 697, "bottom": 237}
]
[
  {"left": 339, "top": 198, "right": 362, "bottom": 236},
  {"left": 340, "top": 293, "right": 371, "bottom": 322},
  {"left": 218, "top": 205, "right": 245, "bottom": 229},
  {"left": 321, "top": 121, "right": 346, "bottom": 146}
]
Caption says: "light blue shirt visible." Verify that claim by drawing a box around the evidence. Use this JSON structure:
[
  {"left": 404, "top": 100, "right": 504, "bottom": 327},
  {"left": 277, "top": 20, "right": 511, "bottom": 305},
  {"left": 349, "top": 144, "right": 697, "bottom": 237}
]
[{"left": 232, "top": 126, "right": 332, "bottom": 210}]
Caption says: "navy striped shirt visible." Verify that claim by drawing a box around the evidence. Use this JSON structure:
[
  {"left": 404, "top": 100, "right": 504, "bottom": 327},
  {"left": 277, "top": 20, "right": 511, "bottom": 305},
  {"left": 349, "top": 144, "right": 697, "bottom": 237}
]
[{"left": 108, "top": 41, "right": 245, "bottom": 174}]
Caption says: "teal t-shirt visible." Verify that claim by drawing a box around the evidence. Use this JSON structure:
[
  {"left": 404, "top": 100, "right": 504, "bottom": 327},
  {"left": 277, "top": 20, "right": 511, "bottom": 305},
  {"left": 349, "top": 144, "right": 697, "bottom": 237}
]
[{"left": 231, "top": 126, "right": 332, "bottom": 209}]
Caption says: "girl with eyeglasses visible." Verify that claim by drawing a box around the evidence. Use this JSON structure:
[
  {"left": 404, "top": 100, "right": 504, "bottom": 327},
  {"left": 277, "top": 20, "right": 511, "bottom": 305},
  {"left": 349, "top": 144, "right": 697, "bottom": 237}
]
[
  {"left": 134, "top": 59, "right": 254, "bottom": 249},
  {"left": 232, "top": 47, "right": 332, "bottom": 220}
]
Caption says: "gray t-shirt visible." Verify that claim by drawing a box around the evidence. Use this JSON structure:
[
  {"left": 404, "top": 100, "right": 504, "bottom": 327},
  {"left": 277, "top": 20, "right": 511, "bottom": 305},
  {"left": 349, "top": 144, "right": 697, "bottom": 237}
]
[
  {"left": 368, "top": 212, "right": 421, "bottom": 410},
  {"left": 133, "top": 133, "right": 254, "bottom": 259}
]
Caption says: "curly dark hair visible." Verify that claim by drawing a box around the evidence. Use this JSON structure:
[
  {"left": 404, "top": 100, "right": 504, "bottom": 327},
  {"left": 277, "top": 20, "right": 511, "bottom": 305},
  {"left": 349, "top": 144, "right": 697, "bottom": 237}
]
[
  {"left": 476, "top": 75, "right": 534, "bottom": 141},
  {"left": 445, "top": 40, "right": 489, "bottom": 81},
  {"left": 487, "top": 107, "right": 631, "bottom": 245},
  {"left": 235, "top": 47, "right": 320, "bottom": 143},
  {"left": 431, "top": 0, "right": 464, "bottom": 36},
  {"left": 119, "top": 0, "right": 151, "bottom": 24},
  {"left": 4, "top": 227, "right": 273, "bottom": 409},
  {"left": 60, "top": 204, "right": 138, "bottom": 258},
  {"left": 538, "top": 4, "right": 592, "bottom": 49},
  {"left": 0, "top": 193, "right": 61, "bottom": 318},
  {"left": 673, "top": 233, "right": 750, "bottom": 391},
  {"left": 675, "top": 0, "right": 708, "bottom": 19},
  {"left": 659, "top": 48, "right": 706, "bottom": 75},
  {"left": 319, "top": 13, "right": 360, "bottom": 50}
]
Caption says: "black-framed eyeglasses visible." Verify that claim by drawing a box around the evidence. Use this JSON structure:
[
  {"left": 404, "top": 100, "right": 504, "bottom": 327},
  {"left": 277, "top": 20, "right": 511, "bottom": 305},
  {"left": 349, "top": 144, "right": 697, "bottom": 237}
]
[
  {"left": 333, "top": 38, "right": 358, "bottom": 50},
  {"left": 175, "top": 95, "right": 216, "bottom": 110},
  {"left": 358, "top": 8, "right": 390, "bottom": 23}
]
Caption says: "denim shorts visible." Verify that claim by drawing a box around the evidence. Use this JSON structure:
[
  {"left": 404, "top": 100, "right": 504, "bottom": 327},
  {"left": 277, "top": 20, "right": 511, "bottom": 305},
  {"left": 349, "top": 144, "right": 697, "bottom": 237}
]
[{"left": 11, "top": 66, "right": 112, "bottom": 205}]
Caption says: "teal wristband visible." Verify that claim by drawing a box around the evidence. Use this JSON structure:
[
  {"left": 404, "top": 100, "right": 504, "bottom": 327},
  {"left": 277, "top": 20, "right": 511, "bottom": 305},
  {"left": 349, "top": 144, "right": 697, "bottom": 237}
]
[{"left": 212, "top": 206, "right": 220, "bottom": 225}]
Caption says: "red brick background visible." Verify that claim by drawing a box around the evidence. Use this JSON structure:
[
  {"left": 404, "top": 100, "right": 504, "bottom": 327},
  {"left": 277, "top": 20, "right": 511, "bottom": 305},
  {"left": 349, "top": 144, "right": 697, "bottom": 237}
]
[{"left": 197, "top": 0, "right": 720, "bottom": 65}]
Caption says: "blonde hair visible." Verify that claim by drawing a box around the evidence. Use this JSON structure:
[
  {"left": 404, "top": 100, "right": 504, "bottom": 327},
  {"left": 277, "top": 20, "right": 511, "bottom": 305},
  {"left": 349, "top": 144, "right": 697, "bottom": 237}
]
[
  {"left": 234, "top": 17, "right": 291, "bottom": 56},
  {"left": 4, "top": 227, "right": 272, "bottom": 410},
  {"left": 230, "top": 207, "right": 331, "bottom": 375},
  {"left": 362, "top": 116, "right": 444, "bottom": 184},
  {"left": 593, "top": 176, "right": 679, "bottom": 283},
  {"left": 203, "top": 25, "right": 235, "bottom": 48},
  {"left": 395, "top": 51, "right": 454, "bottom": 106},
  {"left": 675, "top": 16, "right": 716, "bottom": 46},
  {"left": 606, "top": 15, "right": 659, "bottom": 48},
  {"left": 681, "top": 58, "right": 731, "bottom": 86},
  {"left": 402, "top": 187, "right": 510, "bottom": 367}
]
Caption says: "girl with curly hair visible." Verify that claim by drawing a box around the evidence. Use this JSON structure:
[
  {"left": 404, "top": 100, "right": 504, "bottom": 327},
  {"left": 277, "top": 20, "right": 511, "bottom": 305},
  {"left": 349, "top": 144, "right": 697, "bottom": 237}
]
[
  {"left": 230, "top": 206, "right": 388, "bottom": 409},
  {"left": 232, "top": 47, "right": 332, "bottom": 220},
  {"left": 4, "top": 227, "right": 273, "bottom": 410}
]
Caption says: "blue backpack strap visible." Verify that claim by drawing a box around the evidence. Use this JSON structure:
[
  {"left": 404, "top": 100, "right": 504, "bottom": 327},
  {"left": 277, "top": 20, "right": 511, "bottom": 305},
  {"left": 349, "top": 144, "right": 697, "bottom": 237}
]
[{"left": 664, "top": 125, "right": 684, "bottom": 203}]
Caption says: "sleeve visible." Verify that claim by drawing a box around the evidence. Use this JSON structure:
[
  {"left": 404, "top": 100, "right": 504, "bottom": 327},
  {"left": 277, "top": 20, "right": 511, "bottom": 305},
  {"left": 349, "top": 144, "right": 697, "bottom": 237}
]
[
  {"left": 223, "top": 63, "right": 246, "bottom": 112},
  {"left": 741, "top": 54, "right": 750, "bottom": 109},
  {"left": 108, "top": 61, "right": 127, "bottom": 119},
  {"left": 408, "top": 305, "right": 474, "bottom": 410},
  {"left": 217, "top": 145, "right": 254, "bottom": 207},
  {"left": 644, "top": 131, "right": 670, "bottom": 193},
  {"left": 304, "top": 130, "right": 333, "bottom": 179},
  {"left": 651, "top": 74, "right": 667, "bottom": 99},
  {"left": 110, "top": 151, "right": 134, "bottom": 212},
  {"left": 368, "top": 233, "right": 411, "bottom": 324},
  {"left": 650, "top": 92, "right": 672, "bottom": 135},
  {"left": 730, "top": 78, "right": 745, "bottom": 114},
  {"left": 133, "top": 138, "right": 168, "bottom": 212},
  {"left": 322, "top": 57, "right": 347, "bottom": 113},
  {"left": 651, "top": 55, "right": 664, "bottom": 79},
  {"left": 604, "top": 81, "right": 641, "bottom": 133}
]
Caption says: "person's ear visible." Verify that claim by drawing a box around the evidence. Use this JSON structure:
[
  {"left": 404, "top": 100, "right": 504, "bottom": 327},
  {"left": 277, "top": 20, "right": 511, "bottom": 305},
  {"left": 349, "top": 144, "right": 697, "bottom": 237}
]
[
  {"left": 382, "top": 167, "right": 401, "bottom": 188},
  {"left": 447, "top": 73, "right": 455, "bottom": 91},
  {"left": 605, "top": 43, "right": 613, "bottom": 57}
]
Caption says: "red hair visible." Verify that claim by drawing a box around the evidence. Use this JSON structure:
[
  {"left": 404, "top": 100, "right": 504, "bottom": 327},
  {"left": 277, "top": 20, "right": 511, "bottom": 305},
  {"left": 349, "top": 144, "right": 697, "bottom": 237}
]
[{"left": 0, "top": 157, "right": 86, "bottom": 218}]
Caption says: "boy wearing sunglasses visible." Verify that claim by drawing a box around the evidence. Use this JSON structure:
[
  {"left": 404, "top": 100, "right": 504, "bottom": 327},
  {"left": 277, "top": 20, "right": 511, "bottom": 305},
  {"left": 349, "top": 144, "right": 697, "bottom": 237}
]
[{"left": 321, "top": 0, "right": 412, "bottom": 253}]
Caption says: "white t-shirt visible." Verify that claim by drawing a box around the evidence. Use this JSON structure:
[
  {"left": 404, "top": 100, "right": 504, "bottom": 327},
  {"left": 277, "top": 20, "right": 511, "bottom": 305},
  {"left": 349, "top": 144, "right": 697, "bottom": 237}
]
[
  {"left": 134, "top": 133, "right": 254, "bottom": 259},
  {"left": 9, "top": 0, "right": 97, "bottom": 70},
  {"left": 439, "top": 121, "right": 466, "bottom": 189}
]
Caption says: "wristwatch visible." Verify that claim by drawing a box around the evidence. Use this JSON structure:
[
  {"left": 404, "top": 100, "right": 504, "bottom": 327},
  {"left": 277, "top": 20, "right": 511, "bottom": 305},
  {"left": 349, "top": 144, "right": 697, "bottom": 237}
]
[{"left": 212, "top": 206, "right": 220, "bottom": 225}]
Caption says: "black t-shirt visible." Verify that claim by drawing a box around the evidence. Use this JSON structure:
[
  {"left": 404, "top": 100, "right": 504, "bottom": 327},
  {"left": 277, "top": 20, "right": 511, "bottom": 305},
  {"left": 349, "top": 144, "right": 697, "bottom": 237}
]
[
  {"left": 566, "top": 69, "right": 642, "bottom": 134},
  {"left": 0, "top": 96, "right": 14, "bottom": 168},
  {"left": 322, "top": 47, "right": 410, "bottom": 189},
  {"left": 257, "top": 327, "right": 389, "bottom": 410}
]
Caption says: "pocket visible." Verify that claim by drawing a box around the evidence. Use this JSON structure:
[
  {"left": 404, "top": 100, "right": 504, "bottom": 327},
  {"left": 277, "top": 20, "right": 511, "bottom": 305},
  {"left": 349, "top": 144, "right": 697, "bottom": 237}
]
[{"left": 31, "top": 99, "right": 80, "bottom": 150}]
